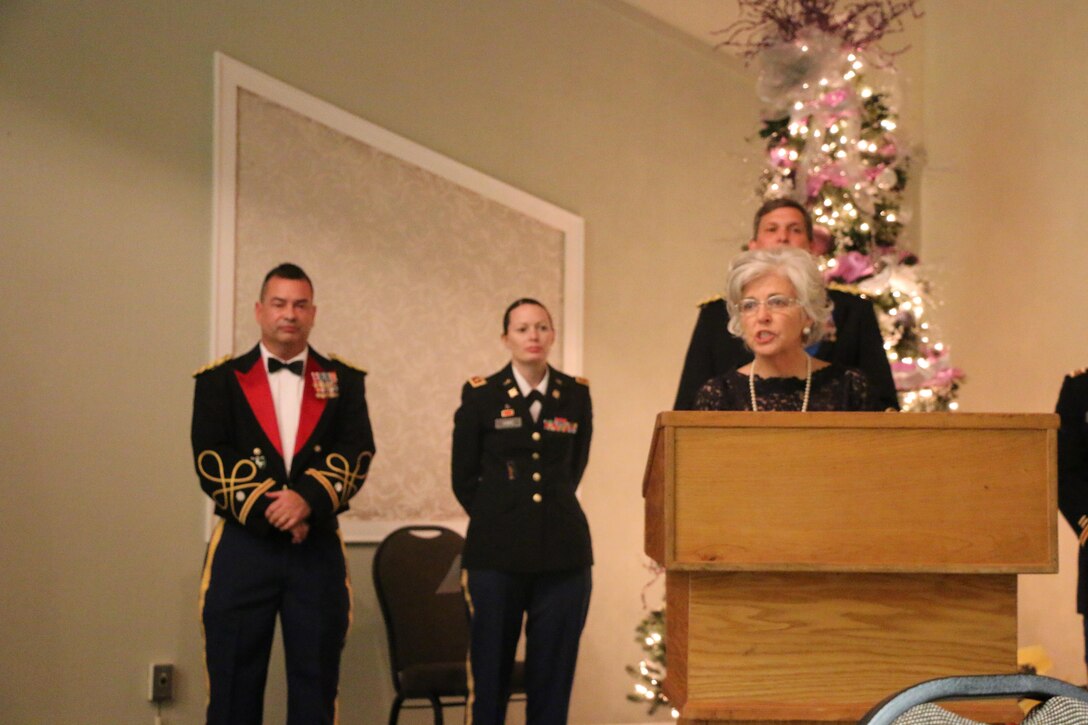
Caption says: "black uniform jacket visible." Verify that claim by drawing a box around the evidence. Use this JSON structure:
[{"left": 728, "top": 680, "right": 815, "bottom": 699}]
[
  {"left": 452, "top": 363, "right": 592, "bottom": 573},
  {"left": 673, "top": 290, "right": 900, "bottom": 411},
  {"left": 1057, "top": 369, "right": 1088, "bottom": 613},
  {"left": 192, "top": 345, "right": 375, "bottom": 537}
]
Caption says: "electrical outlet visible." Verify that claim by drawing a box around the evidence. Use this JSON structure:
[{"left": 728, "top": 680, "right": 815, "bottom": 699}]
[{"left": 148, "top": 663, "right": 174, "bottom": 703}]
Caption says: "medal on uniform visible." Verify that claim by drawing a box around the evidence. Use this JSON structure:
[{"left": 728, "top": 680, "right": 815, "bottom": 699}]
[
  {"left": 312, "top": 371, "right": 339, "bottom": 399},
  {"left": 543, "top": 417, "right": 578, "bottom": 434}
]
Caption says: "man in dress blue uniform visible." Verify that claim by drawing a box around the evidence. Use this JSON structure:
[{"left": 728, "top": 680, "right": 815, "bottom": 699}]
[
  {"left": 192, "top": 263, "right": 375, "bottom": 724},
  {"left": 674, "top": 198, "right": 899, "bottom": 411},
  {"left": 1056, "top": 367, "right": 1088, "bottom": 681}
]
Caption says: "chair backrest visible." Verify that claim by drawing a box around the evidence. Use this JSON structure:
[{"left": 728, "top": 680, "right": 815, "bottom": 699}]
[
  {"left": 372, "top": 526, "right": 469, "bottom": 686},
  {"left": 858, "top": 674, "right": 1088, "bottom": 725}
]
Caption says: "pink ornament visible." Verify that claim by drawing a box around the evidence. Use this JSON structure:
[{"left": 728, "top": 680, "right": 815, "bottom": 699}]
[
  {"left": 821, "top": 88, "right": 850, "bottom": 109},
  {"left": 832, "top": 251, "right": 874, "bottom": 283}
]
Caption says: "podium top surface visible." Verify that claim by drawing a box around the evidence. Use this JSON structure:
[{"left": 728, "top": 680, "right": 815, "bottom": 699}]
[
  {"left": 643, "top": 412, "right": 1058, "bottom": 573},
  {"left": 655, "top": 411, "right": 1058, "bottom": 430}
]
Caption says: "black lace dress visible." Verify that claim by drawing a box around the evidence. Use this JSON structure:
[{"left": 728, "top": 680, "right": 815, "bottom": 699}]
[{"left": 692, "top": 363, "right": 884, "bottom": 412}]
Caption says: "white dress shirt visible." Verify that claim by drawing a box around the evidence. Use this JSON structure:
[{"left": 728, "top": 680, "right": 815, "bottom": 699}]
[
  {"left": 260, "top": 343, "right": 307, "bottom": 472},
  {"left": 511, "top": 366, "right": 549, "bottom": 423}
]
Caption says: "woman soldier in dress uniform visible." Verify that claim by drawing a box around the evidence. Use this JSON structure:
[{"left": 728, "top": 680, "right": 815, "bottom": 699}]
[{"left": 452, "top": 298, "right": 593, "bottom": 725}]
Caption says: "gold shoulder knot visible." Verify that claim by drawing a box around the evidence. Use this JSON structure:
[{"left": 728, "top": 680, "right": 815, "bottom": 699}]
[
  {"left": 827, "top": 281, "right": 865, "bottom": 297},
  {"left": 697, "top": 294, "right": 723, "bottom": 308},
  {"left": 468, "top": 376, "right": 487, "bottom": 388},
  {"left": 575, "top": 376, "right": 590, "bottom": 387},
  {"left": 329, "top": 353, "right": 366, "bottom": 374},
  {"left": 192, "top": 354, "right": 232, "bottom": 377}
]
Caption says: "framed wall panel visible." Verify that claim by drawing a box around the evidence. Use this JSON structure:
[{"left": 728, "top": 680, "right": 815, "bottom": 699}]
[{"left": 210, "top": 53, "right": 585, "bottom": 541}]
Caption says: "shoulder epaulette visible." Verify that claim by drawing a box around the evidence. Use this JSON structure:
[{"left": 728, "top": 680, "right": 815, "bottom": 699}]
[
  {"left": 1069, "top": 367, "right": 1088, "bottom": 378},
  {"left": 468, "top": 375, "right": 487, "bottom": 388},
  {"left": 329, "top": 353, "right": 366, "bottom": 374},
  {"left": 575, "top": 376, "right": 590, "bottom": 387},
  {"left": 192, "top": 354, "right": 232, "bottom": 377},
  {"left": 697, "top": 294, "right": 723, "bottom": 308},
  {"left": 827, "top": 281, "right": 866, "bottom": 297}
]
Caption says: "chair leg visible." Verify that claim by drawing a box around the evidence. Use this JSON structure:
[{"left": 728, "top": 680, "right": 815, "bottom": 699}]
[
  {"left": 429, "top": 694, "right": 444, "bottom": 725},
  {"left": 388, "top": 694, "right": 404, "bottom": 725}
]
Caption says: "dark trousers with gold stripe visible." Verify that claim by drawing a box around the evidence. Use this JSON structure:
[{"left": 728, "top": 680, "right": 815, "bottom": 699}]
[
  {"left": 463, "top": 567, "right": 591, "bottom": 725},
  {"left": 200, "top": 521, "right": 351, "bottom": 725}
]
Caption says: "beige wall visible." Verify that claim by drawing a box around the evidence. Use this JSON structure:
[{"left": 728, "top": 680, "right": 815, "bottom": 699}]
[
  {"left": 0, "top": 1, "right": 755, "bottom": 723},
  {"left": 921, "top": 0, "right": 1088, "bottom": 683},
  {"left": 2, "top": 1, "right": 1085, "bottom": 723}
]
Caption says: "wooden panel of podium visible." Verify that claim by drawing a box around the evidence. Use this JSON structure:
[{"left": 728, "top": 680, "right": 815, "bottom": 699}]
[{"left": 643, "top": 412, "right": 1057, "bottom": 724}]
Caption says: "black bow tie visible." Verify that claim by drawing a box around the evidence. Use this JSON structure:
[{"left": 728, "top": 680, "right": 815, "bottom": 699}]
[{"left": 268, "top": 358, "right": 304, "bottom": 376}]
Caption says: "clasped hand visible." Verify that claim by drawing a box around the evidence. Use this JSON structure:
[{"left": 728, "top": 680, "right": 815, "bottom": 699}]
[{"left": 265, "top": 489, "right": 312, "bottom": 544}]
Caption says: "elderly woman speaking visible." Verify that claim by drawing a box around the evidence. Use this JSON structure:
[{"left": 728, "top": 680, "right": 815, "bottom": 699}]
[{"left": 693, "top": 247, "right": 884, "bottom": 412}]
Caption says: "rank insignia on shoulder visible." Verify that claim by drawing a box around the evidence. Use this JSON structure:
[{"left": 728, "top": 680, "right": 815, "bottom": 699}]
[
  {"left": 192, "top": 354, "right": 232, "bottom": 377},
  {"left": 468, "top": 376, "right": 487, "bottom": 388},
  {"left": 697, "top": 294, "right": 723, "bottom": 307},
  {"left": 575, "top": 376, "right": 590, "bottom": 387},
  {"left": 827, "top": 281, "right": 865, "bottom": 297},
  {"left": 329, "top": 353, "right": 366, "bottom": 374},
  {"left": 1070, "top": 367, "right": 1088, "bottom": 378}
]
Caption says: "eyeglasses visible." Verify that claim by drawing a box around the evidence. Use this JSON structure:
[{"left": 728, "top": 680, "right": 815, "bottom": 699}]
[{"left": 736, "top": 294, "right": 800, "bottom": 316}]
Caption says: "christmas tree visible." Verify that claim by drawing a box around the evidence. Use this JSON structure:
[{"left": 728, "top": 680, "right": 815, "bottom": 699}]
[
  {"left": 627, "top": 0, "right": 962, "bottom": 713},
  {"left": 730, "top": 0, "right": 963, "bottom": 411}
]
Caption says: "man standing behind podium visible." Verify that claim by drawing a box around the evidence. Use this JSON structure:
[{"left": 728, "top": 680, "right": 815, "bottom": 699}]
[
  {"left": 192, "top": 263, "right": 375, "bottom": 724},
  {"left": 673, "top": 199, "right": 899, "bottom": 411}
]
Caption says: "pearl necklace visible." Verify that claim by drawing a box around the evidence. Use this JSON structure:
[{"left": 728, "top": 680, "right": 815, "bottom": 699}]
[{"left": 749, "top": 354, "right": 812, "bottom": 412}]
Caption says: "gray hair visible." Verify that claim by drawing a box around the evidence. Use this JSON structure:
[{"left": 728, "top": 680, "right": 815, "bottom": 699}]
[{"left": 724, "top": 247, "right": 834, "bottom": 345}]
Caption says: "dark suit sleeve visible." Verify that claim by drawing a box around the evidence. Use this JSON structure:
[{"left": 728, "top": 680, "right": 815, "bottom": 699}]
[
  {"left": 294, "top": 368, "right": 375, "bottom": 522},
  {"left": 191, "top": 368, "right": 274, "bottom": 535},
  {"left": 451, "top": 383, "right": 483, "bottom": 513},
  {"left": 840, "top": 294, "right": 899, "bottom": 411},
  {"left": 1057, "top": 375, "right": 1088, "bottom": 537},
  {"left": 675, "top": 302, "right": 741, "bottom": 410}
]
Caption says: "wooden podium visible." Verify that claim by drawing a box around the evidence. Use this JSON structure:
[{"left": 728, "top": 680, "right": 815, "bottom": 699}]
[{"left": 643, "top": 412, "right": 1058, "bottom": 725}]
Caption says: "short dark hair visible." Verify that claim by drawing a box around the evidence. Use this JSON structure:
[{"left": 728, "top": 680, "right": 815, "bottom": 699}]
[
  {"left": 752, "top": 198, "right": 814, "bottom": 241},
  {"left": 502, "top": 298, "right": 552, "bottom": 334},
  {"left": 260, "top": 263, "right": 313, "bottom": 300}
]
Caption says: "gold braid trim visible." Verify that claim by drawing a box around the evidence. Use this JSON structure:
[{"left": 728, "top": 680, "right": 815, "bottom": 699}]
[
  {"left": 239, "top": 478, "right": 276, "bottom": 525},
  {"left": 305, "top": 451, "right": 373, "bottom": 511},
  {"left": 199, "top": 519, "right": 226, "bottom": 702},
  {"left": 197, "top": 450, "right": 275, "bottom": 525},
  {"left": 1080, "top": 516, "right": 1088, "bottom": 548}
]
